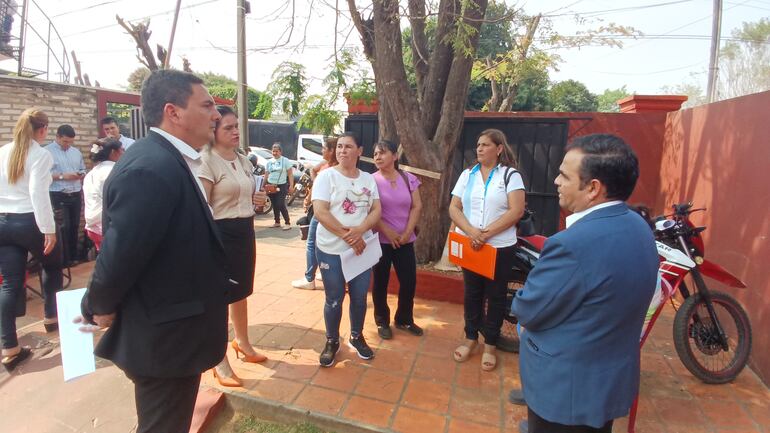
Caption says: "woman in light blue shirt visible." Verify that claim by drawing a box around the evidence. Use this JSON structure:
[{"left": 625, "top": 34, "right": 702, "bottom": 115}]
[{"left": 265, "top": 143, "right": 294, "bottom": 230}]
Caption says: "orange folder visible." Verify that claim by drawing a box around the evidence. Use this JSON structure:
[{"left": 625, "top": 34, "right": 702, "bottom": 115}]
[{"left": 447, "top": 231, "right": 497, "bottom": 279}]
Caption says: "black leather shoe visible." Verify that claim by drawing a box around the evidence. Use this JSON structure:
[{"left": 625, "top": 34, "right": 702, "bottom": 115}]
[
  {"left": 395, "top": 322, "right": 424, "bottom": 336},
  {"left": 377, "top": 325, "right": 393, "bottom": 340},
  {"left": 518, "top": 419, "right": 528, "bottom": 433},
  {"left": 44, "top": 322, "right": 59, "bottom": 333},
  {"left": 319, "top": 339, "right": 340, "bottom": 367},
  {"left": 508, "top": 388, "right": 526, "bottom": 406},
  {"left": 2, "top": 347, "right": 32, "bottom": 372}
]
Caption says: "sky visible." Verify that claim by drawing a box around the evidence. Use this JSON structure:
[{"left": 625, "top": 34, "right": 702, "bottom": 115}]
[{"left": 5, "top": 0, "right": 768, "bottom": 99}]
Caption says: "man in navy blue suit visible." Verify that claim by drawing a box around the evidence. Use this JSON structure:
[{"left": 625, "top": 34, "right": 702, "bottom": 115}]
[{"left": 510, "top": 134, "right": 659, "bottom": 433}]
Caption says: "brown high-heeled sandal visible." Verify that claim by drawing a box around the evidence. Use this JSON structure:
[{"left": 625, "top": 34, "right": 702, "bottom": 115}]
[
  {"left": 453, "top": 339, "right": 478, "bottom": 362},
  {"left": 211, "top": 369, "right": 242, "bottom": 387},
  {"left": 231, "top": 340, "right": 267, "bottom": 363}
]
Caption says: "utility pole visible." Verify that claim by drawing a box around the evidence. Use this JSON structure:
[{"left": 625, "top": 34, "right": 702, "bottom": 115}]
[
  {"left": 237, "top": 0, "right": 249, "bottom": 152},
  {"left": 706, "top": 0, "right": 723, "bottom": 103},
  {"left": 165, "top": 0, "right": 183, "bottom": 69}
]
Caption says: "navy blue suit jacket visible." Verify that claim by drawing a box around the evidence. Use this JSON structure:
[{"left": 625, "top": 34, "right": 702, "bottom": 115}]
[{"left": 511, "top": 203, "right": 658, "bottom": 427}]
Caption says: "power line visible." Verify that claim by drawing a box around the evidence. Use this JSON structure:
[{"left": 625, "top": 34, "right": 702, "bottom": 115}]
[
  {"left": 51, "top": 0, "right": 129, "bottom": 18},
  {"left": 542, "top": 0, "right": 696, "bottom": 18},
  {"left": 62, "top": 0, "right": 221, "bottom": 38}
]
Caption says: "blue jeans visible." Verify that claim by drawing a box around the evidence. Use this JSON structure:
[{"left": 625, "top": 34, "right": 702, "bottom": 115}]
[
  {"left": 0, "top": 213, "right": 63, "bottom": 349},
  {"left": 304, "top": 217, "right": 319, "bottom": 282},
  {"left": 316, "top": 248, "right": 371, "bottom": 341}
]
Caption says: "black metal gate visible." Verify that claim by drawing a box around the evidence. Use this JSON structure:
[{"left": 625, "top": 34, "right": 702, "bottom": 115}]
[{"left": 344, "top": 115, "right": 568, "bottom": 236}]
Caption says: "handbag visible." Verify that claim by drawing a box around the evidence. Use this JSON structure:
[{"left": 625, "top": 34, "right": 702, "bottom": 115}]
[
  {"left": 398, "top": 170, "right": 420, "bottom": 236},
  {"left": 263, "top": 184, "right": 278, "bottom": 194}
]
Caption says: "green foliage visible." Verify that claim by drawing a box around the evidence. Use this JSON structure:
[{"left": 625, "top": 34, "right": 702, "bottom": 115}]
[
  {"left": 267, "top": 62, "right": 308, "bottom": 119},
  {"left": 597, "top": 86, "right": 630, "bottom": 112},
  {"left": 660, "top": 77, "right": 706, "bottom": 108},
  {"left": 346, "top": 79, "right": 377, "bottom": 103},
  {"left": 201, "top": 72, "right": 271, "bottom": 119},
  {"left": 451, "top": 0, "right": 483, "bottom": 58},
  {"left": 126, "top": 67, "right": 151, "bottom": 91},
  {"left": 511, "top": 68, "right": 552, "bottom": 111},
  {"left": 718, "top": 18, "right": 770, "bottom": 99},
  {"left": 548, "top": 80, "right": 598, "bottom": 112},
  {"left": 298, "top": 95, "right": 340, "bottom": 135}
]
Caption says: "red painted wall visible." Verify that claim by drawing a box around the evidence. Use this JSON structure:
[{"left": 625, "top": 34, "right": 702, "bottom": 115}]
[{"left": 657, "top": 91, "right": 770, "bottom": 385}]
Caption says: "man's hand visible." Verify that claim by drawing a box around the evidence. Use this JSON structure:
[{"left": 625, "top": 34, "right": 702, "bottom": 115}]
[
  {"left": 73, "top": 313, "right": 115, "bottom": 332},
  {"left": 43, "top": 233, "right": 57, "bottom": 255}
]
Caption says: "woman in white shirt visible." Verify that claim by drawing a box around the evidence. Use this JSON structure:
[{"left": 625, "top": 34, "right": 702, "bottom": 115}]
[
  {"left": 449, "top": 129, "right": 526, "bottom": 372},
  {"left": 83, "top": 138, "right": 124, "bottom": 251},
  {"left": 199, "top": 106, "right": 268, "bottom": 387},
  {"left": 0, "top": 108, "right": 63, "bottom": 371},
  {"left": 312, "top": 132, "right": 381, "bottom": 367}
]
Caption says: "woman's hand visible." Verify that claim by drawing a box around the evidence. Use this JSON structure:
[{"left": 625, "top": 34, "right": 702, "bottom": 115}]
[
  {"left": 467, "top": 227, "right": 489, "bottom": 250},
  {"left": 382, "top": 226, "right": 402, "bottom": 249},
  {"left": 252, "top": 190, "right": 267, "bottom": 207},
  {"left": 43, "top": 233, "right": 57, "bottom": 255},
  {"left": 342, "top": 226, "right": 364, "bottom": 247},
  {"left": 351, "top": 238, "right": 366, "bottom": 255},
  {"left": 397, "top": 231, "right": 412, "bottom": 246}
]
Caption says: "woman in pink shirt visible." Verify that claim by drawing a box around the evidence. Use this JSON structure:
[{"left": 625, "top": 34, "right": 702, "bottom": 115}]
[{"left": 372, "top": 140, "right": 423, "bottom": 339}]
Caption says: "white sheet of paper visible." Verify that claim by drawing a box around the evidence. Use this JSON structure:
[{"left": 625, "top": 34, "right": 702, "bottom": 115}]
[
  {"left": 56, "top": 288, "right": 96, "bottom": 381},
  {"left": 340, "top": 233, "right": 383, "bottom": 282},
  {"left": 253, "top": 174, "right": 265, "bottom": 192}
]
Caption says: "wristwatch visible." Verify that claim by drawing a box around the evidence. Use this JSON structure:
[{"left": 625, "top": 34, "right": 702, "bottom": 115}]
[{"left": 59, "top": 174, "right": 64, "bottom": 180}]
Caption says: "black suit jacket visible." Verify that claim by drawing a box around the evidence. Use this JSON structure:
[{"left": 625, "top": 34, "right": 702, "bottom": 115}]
[{"left": 82, "top": 131, "right": 230, "bottom": 378}]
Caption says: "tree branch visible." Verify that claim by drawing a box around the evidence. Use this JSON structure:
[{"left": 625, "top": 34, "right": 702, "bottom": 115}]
[
  {"left": 422, "top": 0, "right": 461, "bottom": 136},
  {"left": 408, "top": 0, "right": 429, "bottom": 102},
  {"left": 117, "top": 15, "right": 159, "bottom": 70}
]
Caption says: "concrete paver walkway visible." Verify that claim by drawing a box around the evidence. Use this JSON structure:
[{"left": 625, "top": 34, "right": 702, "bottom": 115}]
[{"left": 1, "top": 211, "right": 768, "bottom": 433}]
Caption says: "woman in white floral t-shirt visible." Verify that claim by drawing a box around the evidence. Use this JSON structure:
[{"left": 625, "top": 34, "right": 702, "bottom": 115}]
[{"left": 312, "top": 132, "right": 381, "bottom": 367}]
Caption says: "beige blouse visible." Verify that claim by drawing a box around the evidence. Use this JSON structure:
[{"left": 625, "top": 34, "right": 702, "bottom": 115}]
[{"left": 199, "top": 150, "right": 256, "bottom": 220}]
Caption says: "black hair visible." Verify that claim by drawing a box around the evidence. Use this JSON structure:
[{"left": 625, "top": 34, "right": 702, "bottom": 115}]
[
  {"left": 100, "top": 116, "right": 118, "bottom": 126},
  {"left": 565, "top": 133, "right": 639, "bottom": 201},
  {"left": 56, "top": 124, "right": 76, "bottom": 138},
  {"left": 90, "top": 138, "right": 123, "bottom": 163},
  {"left": 272, "top": 142, "right": 283, "bottom": 152},
  {"left": 140, "top": 69, "right": 204, "bottom": 127},
  {"left": 338, "top": 131, "right": 361, "bottom": 147},
  {"left": 374, "top": 139, "right": 399, "bottom": 170},
  {"left": 214, "top": 105, "right": 237, "bottom": 134}
]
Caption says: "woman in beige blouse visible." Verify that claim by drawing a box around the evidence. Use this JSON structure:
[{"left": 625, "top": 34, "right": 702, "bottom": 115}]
[{"left": 199, "top": 106, "right": 267, "bottom": 387}]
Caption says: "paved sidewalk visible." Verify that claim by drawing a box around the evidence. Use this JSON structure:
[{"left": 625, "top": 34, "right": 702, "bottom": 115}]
[{"left": 1, "top": 211, "right": 768, "bottom": 433}]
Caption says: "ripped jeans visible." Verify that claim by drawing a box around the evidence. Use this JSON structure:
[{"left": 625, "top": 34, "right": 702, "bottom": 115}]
[{"left": 316, "top": 248, "right": 371, "bottom": 341}]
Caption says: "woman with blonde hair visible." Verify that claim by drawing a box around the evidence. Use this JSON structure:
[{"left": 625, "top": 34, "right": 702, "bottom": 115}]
[
  {"left": 0, "top": 108, "right": 63, "bottom": 371},
  {"left": 199, "top": 105, "right": 268, "bottom": 387}
]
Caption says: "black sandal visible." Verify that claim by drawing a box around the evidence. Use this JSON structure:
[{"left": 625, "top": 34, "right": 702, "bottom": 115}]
[
  {"left": 2, "top": 347, "right": 32, "bottom": 372},
  {"left": 395, "top": 322, "right": 424, "bottom": 336}
]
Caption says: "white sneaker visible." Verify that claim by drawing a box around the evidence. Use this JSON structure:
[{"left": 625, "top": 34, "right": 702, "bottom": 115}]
[
  {"left": 282, "top": 224, "right": 292, "bottom": 231},
  {"left": 292, "top": 278, "right": 316, "bottom": 290}
]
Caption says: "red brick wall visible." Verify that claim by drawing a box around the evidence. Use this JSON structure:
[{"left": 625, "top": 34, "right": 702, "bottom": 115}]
[{"left": 657, "top": 91, "right": 770, "bottom": 385}]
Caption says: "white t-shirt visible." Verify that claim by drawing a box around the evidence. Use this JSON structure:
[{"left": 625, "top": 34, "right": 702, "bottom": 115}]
[
  {"left": 312, "top": 168, "right": 380, "bottom": 254},
  {"left": 83, "top": 160, "right": 115, "bottom": 235},
  {"left": 451, "top": 164, "right": 525, "bottom": 248}
]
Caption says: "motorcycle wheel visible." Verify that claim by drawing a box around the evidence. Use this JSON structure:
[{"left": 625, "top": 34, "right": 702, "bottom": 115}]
[
  {"left": 673, "top": 290, "right": 752, "bottom": 384},
  {"left": 287, "top": 191, "right": 297, "bottom": 206},
  {"left": 256, "top": 196, "right": 273, "bottom": 215},
  {"left": 297, "top": 189, "right": 308, "bottom": 199}
]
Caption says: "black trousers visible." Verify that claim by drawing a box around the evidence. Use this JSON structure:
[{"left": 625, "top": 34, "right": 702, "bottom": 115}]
[
  {"left": 0, "top": 213, "right": 63, "bottom": 349},
  {"left": 49, "top": 191, "right": 82, "bottom": 263},
  {"left": 372, "top": 242, "right": 417, "bottom": 327},
  {"left": 528, "top": 408, "right": 614, "bottom": 433},
  {"left": 127, "top": 372, "right": 202, "bottom": 433},
  {"left": 268, "top": 183, "right": 290, "bottom": 225},
  {"left": 462, "top": 244, "right": 515, "bottom": 346}
]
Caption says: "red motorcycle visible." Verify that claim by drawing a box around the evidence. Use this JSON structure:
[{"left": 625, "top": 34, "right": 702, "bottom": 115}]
[
  {"left": 500, "top": 203, "right": 752, "bottom": 384},
  {"left": 645, "top": 202, "right": 751, "bottom": 383}
]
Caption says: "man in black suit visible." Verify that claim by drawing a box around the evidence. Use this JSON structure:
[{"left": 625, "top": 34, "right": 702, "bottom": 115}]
[{"left": 80, "top": 69, "right": 230, "bottom": 433}]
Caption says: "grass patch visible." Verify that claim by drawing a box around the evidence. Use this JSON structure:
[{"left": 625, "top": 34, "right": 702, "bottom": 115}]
[{"left": 232, "top": 415, "right": 332, "bottom": 433}]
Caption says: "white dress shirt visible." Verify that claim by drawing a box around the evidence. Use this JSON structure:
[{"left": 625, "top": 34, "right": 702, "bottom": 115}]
[
  {"left": 83, "top": 160, "right": 115, "bottom": 235},
  {"left": 565, "top": 200, "right": 624, "bottom": 228},
  {"left": 149, "top": 127, "right": 211, "bottom": 214},
  {"left": 119, "top": 135, "right": 135, "bottom": 150},
  {"left": 0, "top": 140, "right": 57, "bottom": 233}
]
